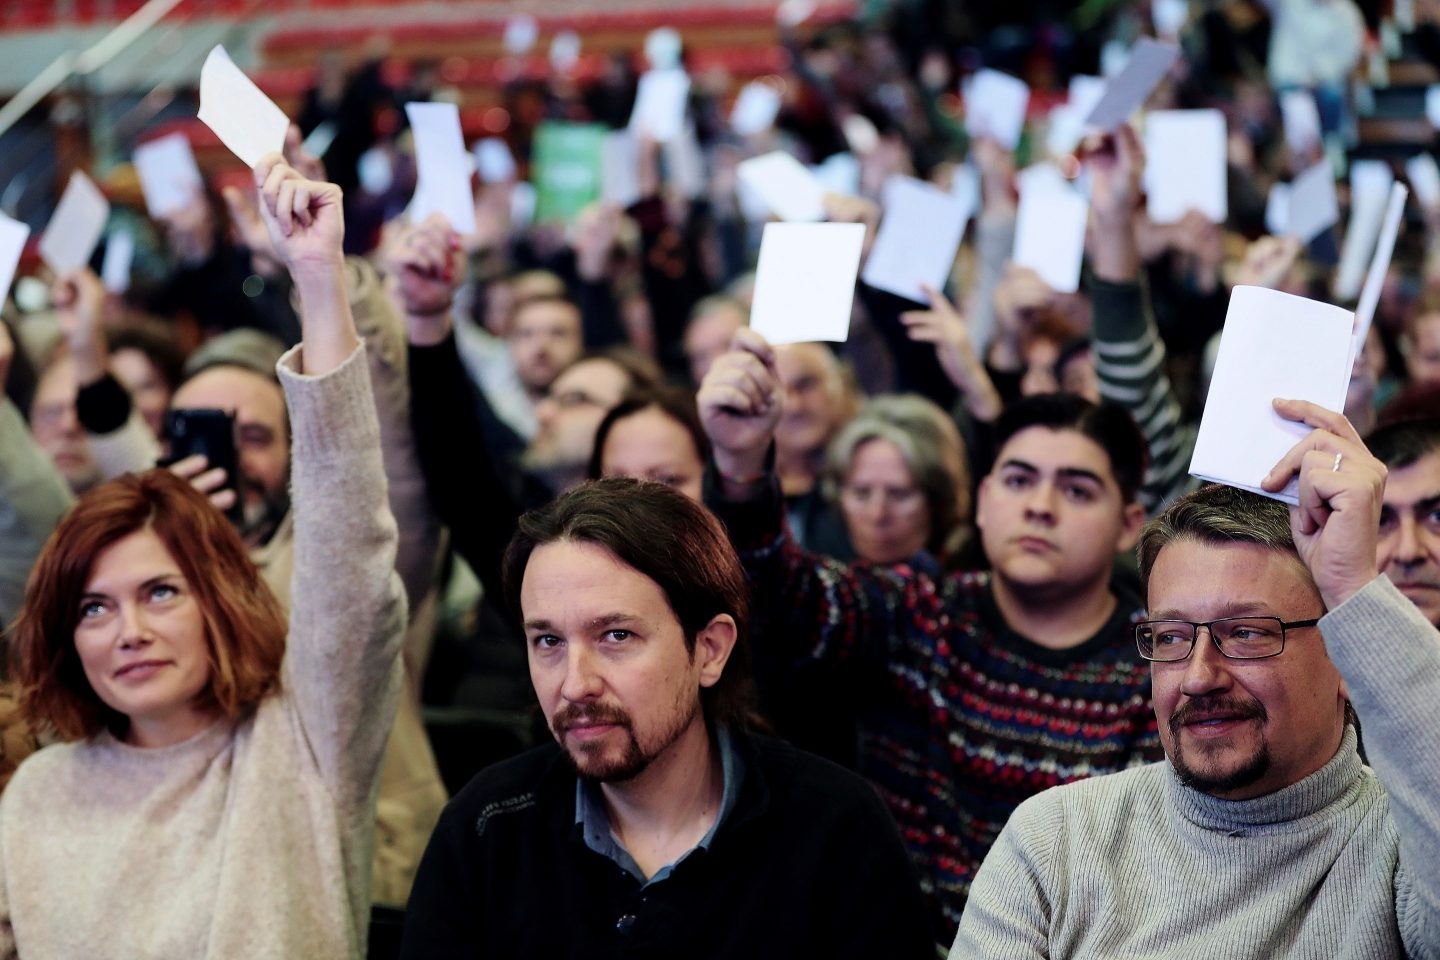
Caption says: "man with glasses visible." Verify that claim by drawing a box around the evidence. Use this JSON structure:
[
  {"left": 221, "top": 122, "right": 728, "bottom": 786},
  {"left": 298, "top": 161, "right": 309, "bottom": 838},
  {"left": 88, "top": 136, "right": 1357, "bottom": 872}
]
[{"left": 952, "top": 400, "right": 1440, "bottom": 959}]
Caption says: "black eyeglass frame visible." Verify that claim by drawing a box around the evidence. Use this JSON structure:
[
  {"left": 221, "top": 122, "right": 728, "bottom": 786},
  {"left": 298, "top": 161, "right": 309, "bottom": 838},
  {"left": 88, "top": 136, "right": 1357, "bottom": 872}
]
[{"left": 1134, "top": 616, "right": 1322, "bottom": 662}]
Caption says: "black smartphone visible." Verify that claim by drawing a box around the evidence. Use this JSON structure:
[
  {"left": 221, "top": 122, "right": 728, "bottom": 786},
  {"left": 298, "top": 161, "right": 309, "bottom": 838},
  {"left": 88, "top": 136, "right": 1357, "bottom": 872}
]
[{"left": 163, "top": 408, "right": 245, "bottom": 527}]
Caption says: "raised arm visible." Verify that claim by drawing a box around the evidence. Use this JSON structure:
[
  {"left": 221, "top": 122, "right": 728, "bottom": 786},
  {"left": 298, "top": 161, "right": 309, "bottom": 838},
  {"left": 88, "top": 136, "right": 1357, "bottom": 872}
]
[
  {"left": 256, "top": 155, "right": 406, "bottom": 808},
  {"left": 698, "top": 328, "right": 951, "bottom": 669},
  {"left": 1264, "top": 400, "right": 1440, "bottom": 955}
]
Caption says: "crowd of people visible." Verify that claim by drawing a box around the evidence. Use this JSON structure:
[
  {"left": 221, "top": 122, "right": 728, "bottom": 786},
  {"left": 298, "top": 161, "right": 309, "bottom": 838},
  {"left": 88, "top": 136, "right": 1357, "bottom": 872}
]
[{"left": 1, "top": 0, "right": 1439, "bottom": 956}]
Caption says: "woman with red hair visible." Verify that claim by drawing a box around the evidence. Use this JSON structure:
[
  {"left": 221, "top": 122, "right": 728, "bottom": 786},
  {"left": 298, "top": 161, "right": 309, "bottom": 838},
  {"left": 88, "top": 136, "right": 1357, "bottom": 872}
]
[{"left": 0, "top": 157, "right": 405, "bottom": 959}]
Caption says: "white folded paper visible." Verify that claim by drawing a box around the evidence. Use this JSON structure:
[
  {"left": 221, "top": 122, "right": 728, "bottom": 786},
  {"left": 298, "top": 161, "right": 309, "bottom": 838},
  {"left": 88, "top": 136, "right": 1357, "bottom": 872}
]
[
  {"left": 198, "top": 45, "right": 289, "bottom": 168},
  {"left": 39, "top": 170, "right": 110, "bottom": 275},
  {"left": 731, "top": 81, "right": 782, "bottom": 137},
  {"left": 1012, "top": 163, "right": 1088, "bottom": 294},
  {"left": 1334, "top": 160, "right": 1395, "bottom": 301},
  {"left": 101, "top": 229, "right": 134, "bottom": 294},
  {"left": 861, "top": 175, "right": 971, "bottom": 303},
  {"left": 1284, "top": 160, "right": 1340, "bottom": 244},
  {"left": 1189, "top": 286, "right": 1353, "bottom": 503},
  {"left": 133, "top": 132, "right": 204, "bottom": 218},
  {"left": 0, "top": 212, "right": 29, "bottom": 306},
  {"left": 750, "top": 222, "right": 866, "bottom": 344},
  {"left": 629, "top": 69, "right": 691, "bottom": 143},
  {"left": 474, "top": 137, "right": 517, "bottom": 183},
  {"left": 964, "top": 69, "right": 1029, "bottom": 150},
  {"left": 736, "top": 151, "right": 827, "bottom": 222},
  {"left": 1144, "top": 109, "right": 1227, "bottom": 225},
  {"left": 1083, "top": 37, "right": 1181, "bottom": 130},
  {"left": 406, "top": 101, "right": 477, "bottom": 234}
]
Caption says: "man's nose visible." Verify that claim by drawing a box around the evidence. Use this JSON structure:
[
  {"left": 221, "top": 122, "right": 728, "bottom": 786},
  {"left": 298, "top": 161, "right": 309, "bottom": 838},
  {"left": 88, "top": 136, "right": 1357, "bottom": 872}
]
[
  {"left": 559, "top": 645, "right": 603, "bottom": 702},
  {"left": 1178, "top": 627, "right": 1232, "bottom": 696},
  {"left": 1023, "top": 481, "right": 1059, "bottom": 521}
]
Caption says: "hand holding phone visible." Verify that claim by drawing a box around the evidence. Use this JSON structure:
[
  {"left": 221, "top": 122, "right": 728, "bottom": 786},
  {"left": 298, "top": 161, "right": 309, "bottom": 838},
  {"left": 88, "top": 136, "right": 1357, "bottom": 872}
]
[{"left": 163, "top": 408, "right": 245, "bottom": 526}]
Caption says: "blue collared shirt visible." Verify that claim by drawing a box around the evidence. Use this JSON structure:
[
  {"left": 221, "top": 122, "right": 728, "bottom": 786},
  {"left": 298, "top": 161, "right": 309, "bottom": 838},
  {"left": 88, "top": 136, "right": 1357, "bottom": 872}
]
[{"left": 574, "top": 725, "right": 744, "bottom": 886}]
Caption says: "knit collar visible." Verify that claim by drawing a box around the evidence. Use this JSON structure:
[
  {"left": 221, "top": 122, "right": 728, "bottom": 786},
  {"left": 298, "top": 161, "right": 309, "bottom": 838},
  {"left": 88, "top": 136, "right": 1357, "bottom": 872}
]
[{"left": 1166, "top": 725, "right": 1362, "bottom": 831}]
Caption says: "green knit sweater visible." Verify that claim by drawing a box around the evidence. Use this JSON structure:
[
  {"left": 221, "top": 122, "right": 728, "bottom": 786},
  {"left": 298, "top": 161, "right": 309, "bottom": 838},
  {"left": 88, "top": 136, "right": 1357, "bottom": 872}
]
[{"left": 951, "top": 575, "right": 1440, "bottom": 959}]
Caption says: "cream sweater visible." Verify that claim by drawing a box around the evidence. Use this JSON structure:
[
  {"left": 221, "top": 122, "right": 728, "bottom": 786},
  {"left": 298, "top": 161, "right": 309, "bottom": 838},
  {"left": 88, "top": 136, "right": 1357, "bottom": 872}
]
[{"left": 0, "top": 344, "right": 406, "bottom": 959}]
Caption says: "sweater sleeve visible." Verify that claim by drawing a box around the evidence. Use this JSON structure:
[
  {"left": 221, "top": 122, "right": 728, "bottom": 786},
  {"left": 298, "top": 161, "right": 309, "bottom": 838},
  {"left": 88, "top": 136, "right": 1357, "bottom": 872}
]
[
  {"left": 1088, "top": 277, "right": 1194, "bottom": 515},
  {"left": 703, "top": 464, "right": 949, "bottom": 671},
  {"left": 1319, "top": 576, "right": 1440, "bottom": 959},
  {"left": 0, "top": 399, "right": 73, "bottom": 629},
  {"left": 277, "top": 342, "right": 407, "bottom": 814},
  {"left": 947, "top": 793, "right": 1060, "bottom": 959}
]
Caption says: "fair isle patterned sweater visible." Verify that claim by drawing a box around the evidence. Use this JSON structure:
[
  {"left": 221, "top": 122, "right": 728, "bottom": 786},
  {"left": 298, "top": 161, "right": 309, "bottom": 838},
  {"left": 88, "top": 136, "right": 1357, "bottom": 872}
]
[{"left": 708, "top": 479, "right": 1161, "bottom": 946}]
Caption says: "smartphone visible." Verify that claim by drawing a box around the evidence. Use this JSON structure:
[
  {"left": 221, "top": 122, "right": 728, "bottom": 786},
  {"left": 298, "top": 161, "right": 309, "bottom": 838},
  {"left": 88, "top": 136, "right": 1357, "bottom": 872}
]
[{"left": 163, "top": 408, "right": 245, "bottom": 527}]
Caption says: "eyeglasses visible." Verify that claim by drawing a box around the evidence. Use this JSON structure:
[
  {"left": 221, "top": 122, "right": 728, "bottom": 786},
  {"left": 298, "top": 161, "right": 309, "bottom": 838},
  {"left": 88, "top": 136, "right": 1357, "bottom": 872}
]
[
  {"left": 546, "top": 390, "right": 606, "bottom": 410},
  {"left": 1134, "top": 616, "right": 1321, "bottom": 662}
]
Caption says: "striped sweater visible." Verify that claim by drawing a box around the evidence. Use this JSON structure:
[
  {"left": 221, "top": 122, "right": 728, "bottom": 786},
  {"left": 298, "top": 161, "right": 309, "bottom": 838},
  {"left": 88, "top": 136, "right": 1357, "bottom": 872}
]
[{"left": 709, "top": 481, "right": 1162, "bottom": 947}]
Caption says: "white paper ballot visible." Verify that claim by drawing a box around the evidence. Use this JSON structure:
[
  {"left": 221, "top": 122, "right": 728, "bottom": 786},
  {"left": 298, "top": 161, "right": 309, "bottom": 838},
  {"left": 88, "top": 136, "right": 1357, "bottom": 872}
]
[
  {"left": 1144, "top": 109, "right": 1227, "bottom": 224},
  {"left": 1334, "top": 160, "right": 1395, "bottom": 300},
  {"left": 811, "top": 152, "right": 860, "bottom": 197},
  {"left": 474, "top": 137, "right": 516, "bottom": 183},
  {"left": 198, "top": 45, "right": 289, "bottom": 168},
  {"left": 1352, "top": 183, "right": 1408, "bottom": 364},
  {"left": 503, "top": 14, "right": 539, "bottom": 55},
  {"left": 406, "top": 102, "right": 477, "bottom": 234},
  {"left": 645, "top": 27, "right": 683, "bottom": 71},
  {"left": 750, "top": 222, "right": 865, "bottom": 344},
  {"left": 1046, "top": 75, "right": 1107, "bottom": 156},
  {"left": 1013, "top": 164, "right": 1088, "bottom": 294},
  {"left": 665, "top": 126, "right": 706, "bottom": 199},
  {"left": 1280, "top": 90, "right": 1322, "bottom": 154},
  {"left": 1083, "top": 38, "right": 1181, "bottom": 130},
  {"left": 629, "top": 69, "right": 691, "bottom": 144},
  {"left": 842, "top": 114, "right": 879, "bottom": 155},
  {"left": 1265, "top": 182, "right": 1291, "bottom": 237},
  {"left": 133, "top": 132, "right": 203, "bottom": 218},
  {"left": 101, "top": 229, "right": 134, "bottom": 294},
  {"left": 1285, "top": 160, "right": 1340, "bottom": 244},
  {"left": 731, "top": 81, "right": 782, "bottom": 136},
  {"left": 39, "top": 171, "right": 109, "bottom": 275},
  {"left": 1152, "top": 0, "right": 1188, "bottom": 35},
  {"left": 1190, "top": 286, "right": 1353, "bottom": 503},
  {"left": 550, "top": 31, "right": 581, "bottom": 72},
  {"left": 861, "top": 175, "right": 971, "bottom": 302},
  {"left": 0, "top": 213, "right": 29, "bottom": 306},
  {"left": 964, "top": 69, "right": 1030, "bottom": 150},
  {"left": 1428, "top": 86, "right": 1440, "bottom": 129},
  {"left": 601, "top": 131, "right": 642, "bottom": 208},
  {"left": 1407, "top": 152, "right": 1440, "bottom": 209},
  {"left": 736, "top": 151, "right": 827, "bottom": 222}
]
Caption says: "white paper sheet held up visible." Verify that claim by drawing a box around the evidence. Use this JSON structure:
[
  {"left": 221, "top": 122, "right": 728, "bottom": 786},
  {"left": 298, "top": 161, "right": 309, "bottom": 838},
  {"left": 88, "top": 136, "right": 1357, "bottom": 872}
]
[
  {"left": 964, "top": 69, "right": 1029, "bottom": 150},
  {"left": 1265, "top": 183, "right": 1290, "bottom": 237},
  {"left": 1012, "top": 164, "right": 1088, "bottom": 294},
  {"left": 731, "top": 81, "right": 782, "bottom": 136},
  {"left": 39, "top": 171, "right": 109, "bottom": 275},
  {"left": 629, "top": 69, "right": 691, "bottom": 143},
  {"left": 1280, "top": 90, "right": 1322, "bottom": 154},
  {"left": 601, "top": 131, "right": 642, "bottom": 208},
  {"left": 861, "top": 175, "right": 971, "bottom": 302},
  {"left": 133, "top": 132, "right": 203, "bottom": 218},
  {"left": 1427, "top": 85, "right": 1440, "bottom": 129},
  {"left": 1189, "top": 286, "right": 1353, "bottom": 503},
  {"left": 1083, "top": 38, "right": 1181, "bottom": 130},
  {"left": 1351, "top": 183, "right": 1408, "bottom": 364},
  {"left": 1334, "top": 160, "right": 1394, "bottom": 301},
  {"left": 811, "top": 152, "right": 860, "bottom": 197},
  {"left": 406, "top": 102, "right": 477, "bottom": 234},
  {"left": 550, "top": 31, "right": 581, "bottom": 72},
  {"left": 474, "top": 137, "right": 516, "bottom": 183},
  {"left": 1144, "top": 109, "right": 1227, "bottom": 224},
  {"left": 198, "top": 45, "right": 289, "bottom": 168},
  {"left": 750, "top": 222, "right": 865, "bottom": 344},
  {"left": 1406, "top": 152, "right": 1440, "bottom": 209},
  {"left": 1284, "top": 160, "right": 1340, "bottom": 244},
  {"left": 0, "top": 213, "right": 29, "bottom": 306},
  {"left": 736, "top": 151, "right": 827, "bottom": 222},
  {"left": 101, "top": 229, "right": 134, "bottom": 294}
]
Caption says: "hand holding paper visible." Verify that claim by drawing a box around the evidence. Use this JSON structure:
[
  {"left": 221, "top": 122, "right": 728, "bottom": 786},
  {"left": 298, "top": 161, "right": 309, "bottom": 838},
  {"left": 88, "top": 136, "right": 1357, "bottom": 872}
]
[
  {"left": 39, "top": 171, "right": 110, "bottom": 275},
  {"left": 198, "top": 46, "right": 289, "bottom": 167}
]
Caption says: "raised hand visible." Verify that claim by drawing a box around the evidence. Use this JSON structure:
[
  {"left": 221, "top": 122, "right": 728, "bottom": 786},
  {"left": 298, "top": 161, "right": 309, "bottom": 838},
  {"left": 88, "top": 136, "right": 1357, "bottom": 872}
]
[
  {"left": 1261, "top": 399, "right": 1386, "bottom": 609},
  {"left": 1231, "top": 234, "right": 1302, "bottom": 291},
  {"left": 900, "top": 285, "right": 1003, "bottom": 421},
  {"left": 383, "top": 212, "right": 462, "bottom": 346},
  {"left": 222, "top": 181, "right": 282, "bottom": 278},
  {"left": 571, "top": 202, "right": 621, "bottom": 281},
  {"left": 254, "top": 154, "right": 354, "bottom": 373},
  {"left": 1083, "top": 123, "right": 1144, "bottom": 281},
  {"left": 51, "top": 267, "right": 109, "bottom": 385},
  {"left": 284, "top": 123, "right": 327, "bottom": 183},
  {"left": 697, "top": 327, "right": 783, "bottom": 493}
]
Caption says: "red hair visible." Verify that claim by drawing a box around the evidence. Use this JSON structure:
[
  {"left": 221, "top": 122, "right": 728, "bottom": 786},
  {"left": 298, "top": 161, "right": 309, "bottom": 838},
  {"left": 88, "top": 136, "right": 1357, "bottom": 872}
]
[{"left": 8, "top": 469, "right": 286, "bottom": 740}]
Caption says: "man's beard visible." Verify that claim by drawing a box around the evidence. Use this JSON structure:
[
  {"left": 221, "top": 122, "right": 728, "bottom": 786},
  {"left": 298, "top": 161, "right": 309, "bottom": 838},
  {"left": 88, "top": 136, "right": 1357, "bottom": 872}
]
[
  {"left": 238, "top": 482, "right": 290, "bottom": 548},
  {"left": 1168, "top": 695, "right": 1271, "bottom": 795},
  {"left": 551, "top": 697, "right": 701, "bottom": 784}
]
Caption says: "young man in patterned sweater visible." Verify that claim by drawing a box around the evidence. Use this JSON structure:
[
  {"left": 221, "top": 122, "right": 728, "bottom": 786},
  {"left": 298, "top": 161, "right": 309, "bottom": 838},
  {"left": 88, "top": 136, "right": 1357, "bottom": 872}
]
[{"left": 699, "top": 336, "right": 1162, "bottom": 946}]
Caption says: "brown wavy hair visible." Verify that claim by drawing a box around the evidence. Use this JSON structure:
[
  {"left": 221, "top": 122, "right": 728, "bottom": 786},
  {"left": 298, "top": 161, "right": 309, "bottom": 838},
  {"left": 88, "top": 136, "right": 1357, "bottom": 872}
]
[{"left": 8, "top": 469, "right": 286, "bottom": 740}]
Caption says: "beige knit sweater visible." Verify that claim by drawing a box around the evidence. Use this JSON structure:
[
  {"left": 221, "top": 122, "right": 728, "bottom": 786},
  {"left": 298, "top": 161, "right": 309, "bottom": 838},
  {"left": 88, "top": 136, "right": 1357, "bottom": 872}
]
[{"left": 0, "top": 343, "right": 406, "bottom": 959}]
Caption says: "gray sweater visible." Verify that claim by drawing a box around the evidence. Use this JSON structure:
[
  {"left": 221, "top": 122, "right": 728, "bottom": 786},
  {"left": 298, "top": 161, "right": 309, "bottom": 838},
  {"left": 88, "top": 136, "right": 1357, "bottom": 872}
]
[
  {"left": 951, "top": 575, "right": 1440, "bottom": 959},
  {"left": 0, "top": 344, "right": 406, "bottom": 959}
]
